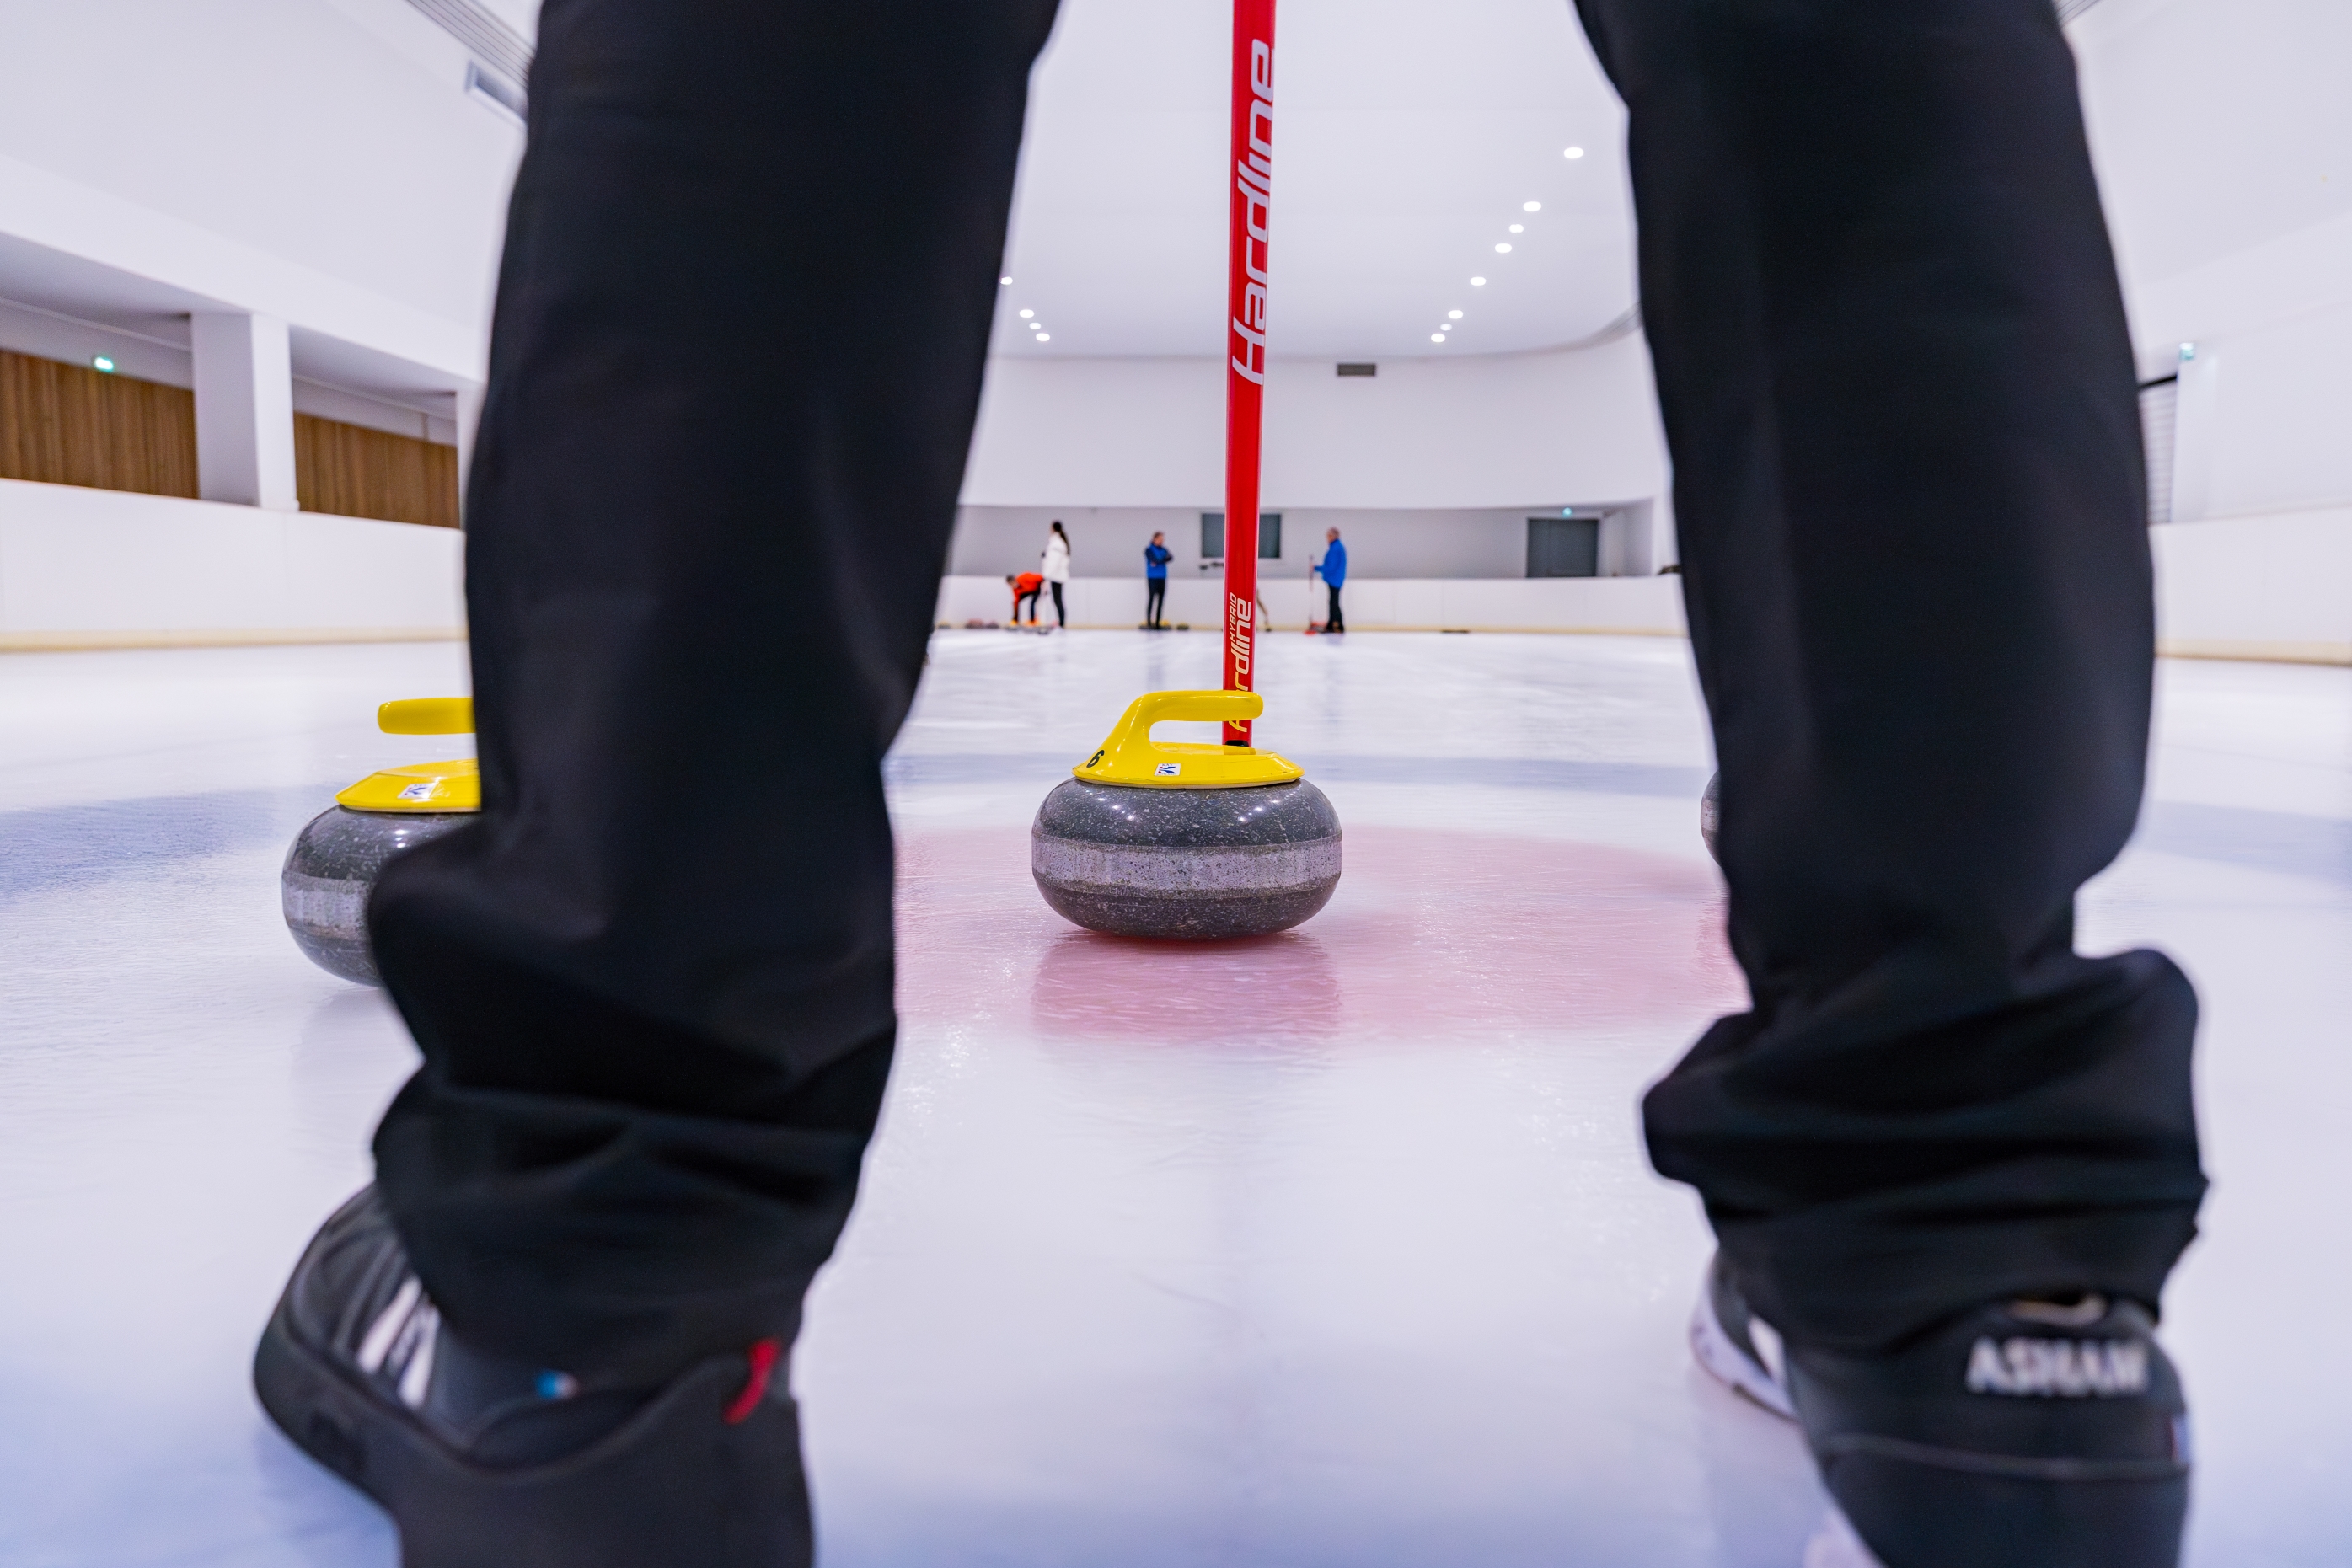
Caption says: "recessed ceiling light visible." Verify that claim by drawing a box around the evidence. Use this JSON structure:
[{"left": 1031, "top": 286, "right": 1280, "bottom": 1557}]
[
  {"left": 1495, "top": 243, "right": 1513, "bottom": 253},
  {"left": 1524, "top": 201, "right": 1541, "bottom": 212},
  {"left": 1448, "top": 310, "right": 1464, "bottom": 319},
  {"left": 1000, "top": 276, "right": 1013, "bottom": 285},
  {"left": 1019, "top": 309, "right": 1034, "bottom": 318},
  {"left": 1564, "top": 147, "right": 1584, "bottom": 159},
  {"left": 1471, "top": 276, "right": 1487, "bottom": 286},
  {"left": 1035, "top": 333, "right": 1051, "bottom": 342},
  {"left": 92, "top": 356, "right": 115, "bottom": 372},
  {"left": 1508, "top": 224, "right": 1524, "bottom": 234},
  {"left": 1430, "top": 334, "right": 1446, "bottom": 344}
]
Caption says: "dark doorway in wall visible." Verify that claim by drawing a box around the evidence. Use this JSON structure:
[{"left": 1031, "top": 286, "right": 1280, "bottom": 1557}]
[
  {"left": 1200, "top": 511, "right": 1282, "bottom": 560},
  {"left": 1527, "top": 516, "right": 1599, "bottom": 577}
]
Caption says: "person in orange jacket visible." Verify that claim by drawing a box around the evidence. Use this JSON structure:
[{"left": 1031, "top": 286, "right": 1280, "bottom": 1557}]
[{"left": 1006, "top": 570, "right": 1044, "bottom": 628}]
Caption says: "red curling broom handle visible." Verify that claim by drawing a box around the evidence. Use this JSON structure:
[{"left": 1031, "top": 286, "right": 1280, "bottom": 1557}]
[{"left": 1222, "top": 0, "right": 1276, "bottom": 746}]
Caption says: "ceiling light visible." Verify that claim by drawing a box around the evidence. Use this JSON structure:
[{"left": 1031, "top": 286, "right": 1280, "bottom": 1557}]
[
  {"left": 1448, "top": 310, "right": 1463, "bottom": 319},
  {"left": 1524, "top": 201, "right": 1541, "bottom": 212},
  {"left": 1508, "top": 224, "right": 1524, "bottom": 233},
  {"left": 91, "top": 356, "right": 115, "bottom": 372},
  {"left": 1564, "top": 147, "right": 1584, "bottom": 159},
  {"left": 1495, "top": 243, "right": 1513, "bottom": 253},
  {"left": 1471, "top": 276, "right": 1487, "bottom": 286},
  {"left": 1430, "top": 334, "right": 1446, "bottom": 344},
  {"left": 1035, "top": 333, "right": 1051, "bottom": 342},
  {"left": 1019, "top": 309, "right": 1034, "bottom": 318}
]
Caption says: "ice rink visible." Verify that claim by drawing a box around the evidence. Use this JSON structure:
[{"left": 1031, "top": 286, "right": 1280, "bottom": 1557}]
[{"left": 2, "top": 629, "right": 2347, "bottom": 1568}]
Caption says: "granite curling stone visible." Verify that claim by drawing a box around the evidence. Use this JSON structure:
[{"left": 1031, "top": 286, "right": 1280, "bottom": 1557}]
[
  {"left": 282, "top": 805, "right": 469, "bottom": 985},
  {"left": 282, "top": 697, "right": 480, "bottom": 986},
  {"left": 1032, "top": 775, "right": 1341, "bottom": 939},
  {"left": 1030, "top": 688, "right": 1340, "bottom": 939}
]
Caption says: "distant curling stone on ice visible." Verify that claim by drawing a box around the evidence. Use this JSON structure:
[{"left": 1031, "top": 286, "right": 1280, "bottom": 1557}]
[
  {"left": 1031, "top": 691, "right": 1341, "bottom": 939},
  {"left": 281, "top": 698, "right": 479, "bottom": 985}
]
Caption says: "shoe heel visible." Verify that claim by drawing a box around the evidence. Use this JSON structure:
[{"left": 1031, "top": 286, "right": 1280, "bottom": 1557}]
[{"left": 259, "top": 1316, "right": 812, "bottom": 1568}]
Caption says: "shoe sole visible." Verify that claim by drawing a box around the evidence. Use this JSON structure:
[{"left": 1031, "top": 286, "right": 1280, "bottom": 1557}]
[
  {"left": 1801, "top": 1504, "right": 1889, "bottom": 1568},
  {"left": 1818, "top": 1442, "right": 2188, "bottom": 1568},
  {"left": 254, "top": 1299, "right": 812, "bottom": 1568},
  {"left": 1689, "top": 1279, "right": 1795, "bottom": 1421}
]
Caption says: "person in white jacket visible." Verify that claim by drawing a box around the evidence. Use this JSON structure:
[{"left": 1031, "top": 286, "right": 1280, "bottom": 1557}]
[{"left": 1040, "top": 520, "right": 1072, "bottom": 629}]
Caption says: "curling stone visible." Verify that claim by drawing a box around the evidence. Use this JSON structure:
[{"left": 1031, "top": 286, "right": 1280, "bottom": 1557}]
[
  {"left": 1700, "top": 769, "right": 1721, "bottom": 864},
  {"left": 1031, "top": 690, "right": 1339, "bottom": 939},
  {"left": 282, "top": 698, "right": 479, "bottom": 986}
]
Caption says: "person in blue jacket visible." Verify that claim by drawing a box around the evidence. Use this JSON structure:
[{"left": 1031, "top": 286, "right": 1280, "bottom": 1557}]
[
  {"left": 1315, "top": 527, "right": 1347, "bottom": 634},
  {"left": 1142, "top": 530, "right": 1172, "bottom": 629}
]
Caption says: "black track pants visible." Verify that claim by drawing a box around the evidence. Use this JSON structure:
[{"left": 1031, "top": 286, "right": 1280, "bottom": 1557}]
[
  {"left": 1146, "top": 578, "right": 1166, "bottom": 627},
  {"left": 1325, "top": 584, "right": 1344, "bottom": 633},
  {"left": 1574, "top": 0, "right": 2204, "bottom": 1351},
  {"left": 367, "top": 0, "right": 1062, "bottom": 1380},
  {"left": 368, "top": 0, "right": 2202, "bottom": 1387}
]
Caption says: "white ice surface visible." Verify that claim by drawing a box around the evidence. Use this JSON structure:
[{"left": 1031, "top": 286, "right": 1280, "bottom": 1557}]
[{"left": 0, "top": 633, "right": 2344, "bottom": 1567}]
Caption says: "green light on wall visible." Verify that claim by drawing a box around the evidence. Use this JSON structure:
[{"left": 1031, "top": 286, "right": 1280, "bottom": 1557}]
[{"left": 92, "top": 356, "right": 115, "bottom": 373}]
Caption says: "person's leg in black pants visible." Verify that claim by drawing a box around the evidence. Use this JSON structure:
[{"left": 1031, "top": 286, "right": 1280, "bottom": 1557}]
[
  {"left": 1569, "top": 1, "right": 2204, "bottom": 1562},
  {"left": 1050, "top": 578, "right": 1067, "bottom": 627},
  {"left": 253, "top": 3, "right": 1061, "bottom": 1564},
  {"left": 1146, "top": 576, "right": 1165, "bottom": 629},
  {"left": 1326, "top": 583, "right": 1344, "bottom": 633}
]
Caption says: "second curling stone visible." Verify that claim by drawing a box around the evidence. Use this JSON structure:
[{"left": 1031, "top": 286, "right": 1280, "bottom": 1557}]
[
  {"left": 1032, "top": 690, "right": 1339, "bottom": 939},
  {"left": 281, "top": 698, "right": 479, "bottom": 986}
]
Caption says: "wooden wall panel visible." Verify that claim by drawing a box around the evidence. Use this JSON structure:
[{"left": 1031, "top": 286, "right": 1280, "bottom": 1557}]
[
  {"left": 0, "top": 347, "right": 199, "bottom": 497},
  {"left": 294, "top": 414, "right": 460, "bottom": 529}
]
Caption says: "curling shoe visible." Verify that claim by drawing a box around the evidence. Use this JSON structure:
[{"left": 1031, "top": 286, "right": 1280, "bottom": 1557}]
[
  {"left": 1689, "top": 1250, "right": 1796, "bottom": 1420},
  {"left": 254, "top": 1188, "right": 812, "bottom": 1568},
  {"left": 1786, "top": 1293, "right": 2189, "bottom": 1568}
]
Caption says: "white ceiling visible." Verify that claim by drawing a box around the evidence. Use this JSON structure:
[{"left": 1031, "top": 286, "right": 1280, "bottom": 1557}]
[{"left": 995, "top": 0, "right": 1636, "bottom": 362}]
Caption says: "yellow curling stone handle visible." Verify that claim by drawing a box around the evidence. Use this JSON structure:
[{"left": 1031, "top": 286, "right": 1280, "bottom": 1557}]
[
  {"left": 335, "top": 697, "right": 481, "bottom": 813},
  {"left": 378, "top": 698, "right": 474, "bottom": 735},
  {"left": 1072, "top": 690, "right": 1305, "bottom": 789}
]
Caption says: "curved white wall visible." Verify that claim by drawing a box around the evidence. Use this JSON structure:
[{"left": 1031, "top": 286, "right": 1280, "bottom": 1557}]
[
  {"left": 2076, "top": 0, "right": 2352, "bottom": 661},
  {"left": 0, "top": 0, "right": 523, "bottom": 382},
  {"left": 962, "top": 334, "right": 1667, "bottom": 512}
]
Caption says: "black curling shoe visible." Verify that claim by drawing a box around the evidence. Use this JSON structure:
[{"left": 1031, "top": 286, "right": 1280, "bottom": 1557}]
[
  {"left": 1787, "top": 1293, "right": 2190, "bottom": 1568},
  {"left": 254, "top": 1188, "right": 812, "bottom": 1568}
]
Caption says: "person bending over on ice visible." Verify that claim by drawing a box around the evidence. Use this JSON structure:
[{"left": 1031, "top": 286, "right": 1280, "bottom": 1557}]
[{"left": 1006, "top": 570, "right": 1043, "bottom": 628}]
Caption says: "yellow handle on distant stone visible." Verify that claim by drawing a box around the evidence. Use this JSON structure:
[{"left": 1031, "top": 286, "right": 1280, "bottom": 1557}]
[
  {"left": 378, "top": 698, "right": 475, "bottom": 736},
  {"left": 1072, "top": 689, "right": 1303, "bottom": 789}
]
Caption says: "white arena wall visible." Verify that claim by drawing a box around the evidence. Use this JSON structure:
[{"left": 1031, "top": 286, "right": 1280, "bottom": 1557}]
[{"left": 0, "top": 479, "right": 464, "bottom": 650}]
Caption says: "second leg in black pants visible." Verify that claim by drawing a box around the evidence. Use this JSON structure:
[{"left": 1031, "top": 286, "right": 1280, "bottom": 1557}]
[
  {"left": 1571, "top": 0, "right": 2204, "bottom": 1563},
  {"left": 252, "top": 2, "right": 1061, "bottom": 1565}
]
